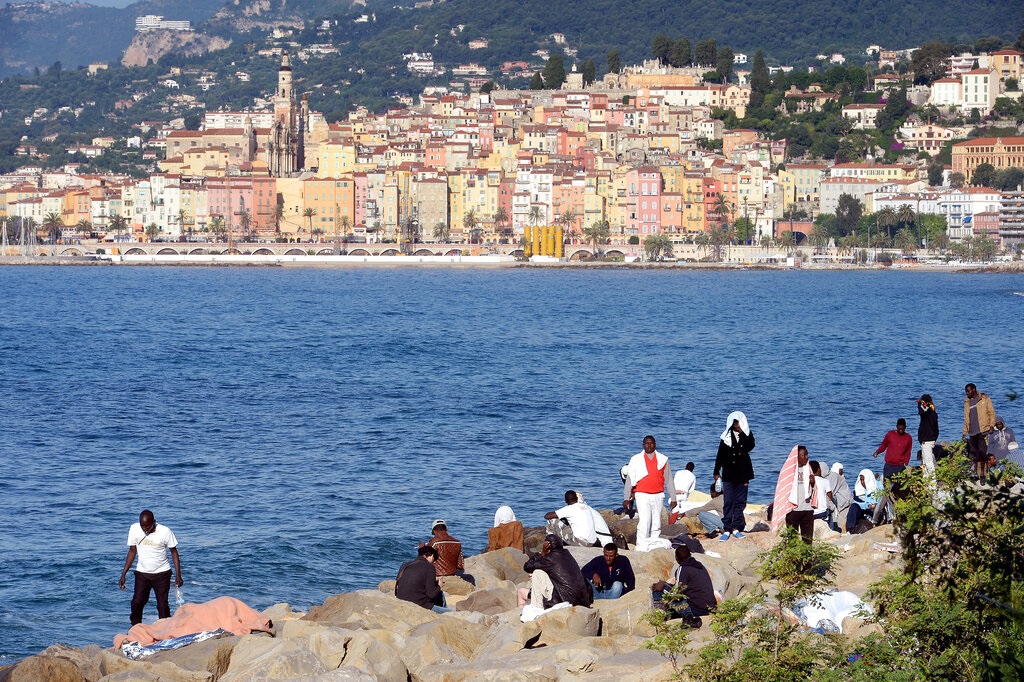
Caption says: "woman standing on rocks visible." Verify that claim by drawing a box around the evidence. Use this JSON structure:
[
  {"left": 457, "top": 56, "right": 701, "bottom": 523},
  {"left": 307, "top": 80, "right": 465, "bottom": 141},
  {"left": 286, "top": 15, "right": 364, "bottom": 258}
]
[{"left": 714, "top": 411, "right": 755, "bottom": 541}]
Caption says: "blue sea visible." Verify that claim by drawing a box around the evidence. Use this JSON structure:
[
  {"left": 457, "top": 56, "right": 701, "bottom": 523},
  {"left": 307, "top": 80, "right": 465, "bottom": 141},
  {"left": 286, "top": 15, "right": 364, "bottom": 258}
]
[{"left": 1, "top": 266, "right": 1022, "bottom": 662}]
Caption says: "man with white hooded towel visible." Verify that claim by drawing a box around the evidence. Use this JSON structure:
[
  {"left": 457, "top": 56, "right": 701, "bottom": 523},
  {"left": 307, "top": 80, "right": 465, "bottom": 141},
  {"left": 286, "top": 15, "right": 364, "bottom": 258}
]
[{"left": 713, "top": 411, "right": 756, "bottom": 541}]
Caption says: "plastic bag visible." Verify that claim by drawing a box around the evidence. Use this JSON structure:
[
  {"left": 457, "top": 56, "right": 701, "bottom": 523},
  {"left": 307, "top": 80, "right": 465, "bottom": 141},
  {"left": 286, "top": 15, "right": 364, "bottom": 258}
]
[{"left": 175, "top": 586, "right": 185, "bottom": 608}]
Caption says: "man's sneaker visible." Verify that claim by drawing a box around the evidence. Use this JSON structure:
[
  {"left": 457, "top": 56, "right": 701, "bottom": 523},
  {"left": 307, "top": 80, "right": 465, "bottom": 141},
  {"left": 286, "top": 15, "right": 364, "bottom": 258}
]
[
  {"left": 719, "top": 532, "right": 731, "bottom": 542},
  {"left": 732, "top": 531, "right": 745, "bottom": 539}
]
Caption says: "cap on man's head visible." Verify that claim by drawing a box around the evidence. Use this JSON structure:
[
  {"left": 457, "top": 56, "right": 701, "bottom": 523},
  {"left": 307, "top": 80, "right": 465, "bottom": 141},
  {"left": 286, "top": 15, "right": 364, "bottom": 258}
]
[{"left": 432, "top": 519, "right": 446, "bottom": 531}]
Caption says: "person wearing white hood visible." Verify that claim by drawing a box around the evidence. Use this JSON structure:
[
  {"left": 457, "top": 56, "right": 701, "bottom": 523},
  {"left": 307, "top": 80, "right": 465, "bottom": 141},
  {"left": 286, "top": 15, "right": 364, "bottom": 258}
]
[
  {"left": 713, "top": 411, "right": 756, "bottom": 541},
  {"left": 623, "top": 435, "right": 676, "bottom": 551}
]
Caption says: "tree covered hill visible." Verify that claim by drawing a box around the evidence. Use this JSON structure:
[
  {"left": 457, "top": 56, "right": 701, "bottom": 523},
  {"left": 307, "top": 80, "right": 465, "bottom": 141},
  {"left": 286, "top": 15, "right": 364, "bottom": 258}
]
[{"left": 1, "top": 0, "right": 1020, "bottom": 77}]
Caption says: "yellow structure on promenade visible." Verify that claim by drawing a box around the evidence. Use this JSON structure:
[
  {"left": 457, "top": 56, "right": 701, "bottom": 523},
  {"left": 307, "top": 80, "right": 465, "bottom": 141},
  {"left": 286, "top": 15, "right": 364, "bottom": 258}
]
[{"left": 523, "top": 225, "right": 564, "bottom": 258}]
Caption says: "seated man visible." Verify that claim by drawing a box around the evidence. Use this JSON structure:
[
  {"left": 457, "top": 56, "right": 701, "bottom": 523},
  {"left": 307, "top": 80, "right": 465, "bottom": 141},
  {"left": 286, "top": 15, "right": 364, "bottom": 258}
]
[
  {"left": 395, "top": 546, "right": 450, "bottom": 614},
  {"left": 681, "top": 484, "right": 725, "bottom": 537},
  {"left": 517, "top": 534, "right": 593, "bottom": 609},
  {"left": 422, "top": 519, "right": 464, "bottom": 578},
  {"left": 486, "top": 505, "right": 525, "bottom": 553},
  {"left": 650, "top": 545, "right": 716, "bottom": 627},
  {"left": 545, "top": 490, "right": 599, "bottom": 547},
  {"left": 580, "top": 543, "right": 635, "bottom": 600}
]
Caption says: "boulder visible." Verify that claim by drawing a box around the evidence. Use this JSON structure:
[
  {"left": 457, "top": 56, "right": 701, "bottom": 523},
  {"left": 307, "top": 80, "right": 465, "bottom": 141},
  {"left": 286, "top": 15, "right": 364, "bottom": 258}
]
[
  {"left": 463, "top": 547, "right": 528, "bottom": 590},
  {"left": 456, "top": 582, "right": 518, "bottom": 615},
  {"left": 416, "top": 661, "right": 560, "bottom": 681},
  {"left": 590, "top": 588, "right": 658, "bottom": 638},
  {"left": 302, "top": 589, "right": 437, "bottom": 633},
  {"left": 579, "top": 647, "right": 678, "bottom": 681},
  {"left": 218, "top": 637, "right": 328, "bottom": 681},
  {"left": 533, "top": 606, "right": 601, "bottom": 644},
  {"left": 98, "top": 648, "right": 213, "bottom": 682},
  {"left": 33, "top": 644, "right": 103, "bottom": 681},
  {"left": 145, "top": 636, "right": 238, "bottom": 679},
  {"left": 401, "top": 616, "right": 489, "bottom": 674},
  {"left": 337, "top": 631, "right": 408, "bottom": 680},
  {"left": 4, "top": 654, "right": 87, "bottom": 682},
  {"left": 262, "top": 603, "right": 303, "bottom": 622},
  {"left": 441, "top": 574, "right": 475, "bottom": 596},
  {"left": 471, "top": 621, "right": 542, "bottom": 659}
]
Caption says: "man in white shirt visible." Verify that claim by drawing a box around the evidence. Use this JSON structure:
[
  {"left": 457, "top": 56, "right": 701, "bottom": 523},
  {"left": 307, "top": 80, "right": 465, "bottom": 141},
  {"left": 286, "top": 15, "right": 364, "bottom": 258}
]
[
  {"left": 118, "top": 510, "right": 183, "bottom": 625},
  {"left": 545, "top": 490, "right": 599, "bottom": 546}
]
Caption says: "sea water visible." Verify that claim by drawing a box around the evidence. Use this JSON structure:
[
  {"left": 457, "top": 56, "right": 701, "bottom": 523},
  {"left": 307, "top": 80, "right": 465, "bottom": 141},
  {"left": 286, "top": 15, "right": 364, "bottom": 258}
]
[{"left": 1, "top": 266, "right": 1022, "bottom": 661}]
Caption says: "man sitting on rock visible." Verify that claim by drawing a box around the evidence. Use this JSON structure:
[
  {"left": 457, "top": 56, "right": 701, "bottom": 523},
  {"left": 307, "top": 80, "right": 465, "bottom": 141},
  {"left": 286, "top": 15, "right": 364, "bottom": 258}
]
[
  {"left": 395, "top": 545, "right": 450, "bottom": 614},
  {"left": 517, "top": 534, "right": 593, "bottom": 610},
  {"left": 681, "top": 483, "right": 725, "bottom": 537},
  {"left": 545, "top": 490, "right": 600, "bottom": 547},
  {"left": 421, "top": 519, "right": 464, "bottom": 578},
  {"left": 580, "top": 543, "right": 635, "bottom": 600},
  {"left": 650, "top": 545, "right": 716, "bottom": 627}
]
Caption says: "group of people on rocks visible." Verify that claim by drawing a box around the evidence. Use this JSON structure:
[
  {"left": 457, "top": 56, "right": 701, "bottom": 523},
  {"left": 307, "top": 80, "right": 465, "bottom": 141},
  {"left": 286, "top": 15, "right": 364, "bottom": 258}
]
[{"left": 121, "top": 385, "right": 1017, "bottom": 631}]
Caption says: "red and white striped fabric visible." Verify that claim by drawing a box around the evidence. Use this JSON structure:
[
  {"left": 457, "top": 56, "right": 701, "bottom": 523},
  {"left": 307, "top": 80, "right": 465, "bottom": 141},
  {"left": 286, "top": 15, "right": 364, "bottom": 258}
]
[{"left": 771, "top": 445, "right": 800, "bottom": 533}]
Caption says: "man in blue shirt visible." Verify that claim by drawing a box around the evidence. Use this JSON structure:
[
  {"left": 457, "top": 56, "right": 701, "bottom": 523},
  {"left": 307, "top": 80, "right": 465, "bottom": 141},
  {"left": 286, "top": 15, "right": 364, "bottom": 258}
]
[{"left": 580, "top": 543, "right": 635, "bottom": 600}]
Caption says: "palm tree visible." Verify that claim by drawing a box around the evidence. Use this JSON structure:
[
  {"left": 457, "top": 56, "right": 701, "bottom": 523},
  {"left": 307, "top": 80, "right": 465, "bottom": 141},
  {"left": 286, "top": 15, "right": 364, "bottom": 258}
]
[
  {"left": 144, "top": 222, "right": 160, "bottom": 242},
  {"left": 876, "top": 206, "right": 898, "bottom": 243},
  {"left": 108, "top": 214, "right": 129, "bottom": 242},
  {"left": 238, "top": 208, "right": 253, "bottom": 241},
  {"left": 75, "top": 218, "right": 92, "bottom": 239},
  {"left": 713, "top": 195, "right": 732, "bottom": 231},
  {"left": 302, "top": 208, "right": 317, "bottom": 237},
  {"left": 176, "top": 209, "right": 190, "bottom": 241},
  {"left": 894, "top": 227, "right": 916, "bottom": 254},
  {"left": 42, "top": 211, "right": 63, "bottom": 244},
  {"left": 493, "top": 206, "right": 510, "bottom": 242},
  {"left": 778, "top": 230, "right": 796, "bottom": 253},
  {"left": 644, "top": 233, "right": 673, "bottom": 261},
  {"left": 582, "top": 220, "right": 610, "bottom": 258},
  {"left": 709, "top": 225, "right": 731, "bottom": 261},
  {"left": 209, "top": 215, "right": 226, "bottom": 242},
  {"left": 463, "top": 209, "right": 480, "bottom": 244},
  {"left": 695, "top": 231, "right": 711, "bottom": 259},
  {"left": 528, "top": 205, "right": 544, "bottom": 229},
  {"left": 432, "top": 221, "right": 450, "bottom": 243}
]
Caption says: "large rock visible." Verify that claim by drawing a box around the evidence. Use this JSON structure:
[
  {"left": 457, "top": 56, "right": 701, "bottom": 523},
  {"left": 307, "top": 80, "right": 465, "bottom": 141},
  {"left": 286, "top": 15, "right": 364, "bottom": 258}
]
[
  {"left": 337, "top": 631, "right": 408, "bottom": 680},
  {"left": 471, "top": 621, "right": 542, "bottom": 659},
  {"left": 302, "top": 589, "right": 437, "bottom": 633},
  {"left": 456, "top": 582, "right": 518, "bottom": 615},
  {"left": 590, "top": 587, "right": 658, "bottom": 638},
  {"left": 533, "top": 606, "right": 601, "bottom": 644},
  {"left": 146, "top": 636, "right": 238, "bottom": 679},
  {"left": 463, "top": 547, "right": 529, "bottom": 590},
  {"left": 4, "top": 654, "right": 86, "bottom": 682},
  {"left": 97, "top": 649, "right": 212, "bottom": 682},
  {"left": 401, "top": 616, "right": 489, "bottom": 674},
  {"left": 218, "top": 636, "right": 328, "bottom": 681}
]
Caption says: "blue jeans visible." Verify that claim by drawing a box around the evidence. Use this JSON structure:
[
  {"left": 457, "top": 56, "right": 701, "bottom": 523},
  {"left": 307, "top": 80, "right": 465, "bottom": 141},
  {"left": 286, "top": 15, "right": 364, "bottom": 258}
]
[
  {"left": 722, "top": 481, "right": 748, "bottom": 533},
  {"left": 697, "top": 511, "right": 724, "bottom": 534},
  {"left": 590, "top": 580, "right": 624, "bottom": 600},
  {"left": 651, "top": 590, "right": 704, "bottom": 619}
]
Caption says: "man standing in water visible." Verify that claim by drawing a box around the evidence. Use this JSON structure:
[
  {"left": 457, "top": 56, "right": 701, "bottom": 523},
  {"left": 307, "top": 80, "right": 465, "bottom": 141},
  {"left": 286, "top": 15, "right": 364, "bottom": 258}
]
[
  {"left": 623, "top": 435, "right": 675, "bottom": 551},
  {"left": 963, "top": 383, "right": 996, "bottom": 481},
  {"left": 118, "top": 510, "right": 183, "bottom": 625}
]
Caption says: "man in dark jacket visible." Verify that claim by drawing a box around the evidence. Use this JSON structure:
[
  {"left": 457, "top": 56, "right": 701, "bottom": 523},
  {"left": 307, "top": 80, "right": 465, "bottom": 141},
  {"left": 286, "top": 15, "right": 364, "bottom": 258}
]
[
  {"left": 395, "top": 545, "right": 450, "bottom": 613},
  {"left": 518, "top": 534, "right": 593, "bottom": 609},
  {"left": 916, "top": 394, "right": 939, "bottom": 475},
  {"left": 580, "top": 543, "right": 635, "bottom": 599},
  {"left": 713, "top": 411, "right": 756, "bottom": 541},
  {"left": 651, "top": 545, "right": 716, "bottom": 626}
]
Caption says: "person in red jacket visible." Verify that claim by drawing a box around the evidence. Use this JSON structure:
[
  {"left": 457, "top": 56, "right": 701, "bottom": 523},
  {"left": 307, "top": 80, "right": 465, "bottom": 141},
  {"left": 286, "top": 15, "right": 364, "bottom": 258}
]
[{"left": 871, "top": 418, "right": 913, "bottom": 524}]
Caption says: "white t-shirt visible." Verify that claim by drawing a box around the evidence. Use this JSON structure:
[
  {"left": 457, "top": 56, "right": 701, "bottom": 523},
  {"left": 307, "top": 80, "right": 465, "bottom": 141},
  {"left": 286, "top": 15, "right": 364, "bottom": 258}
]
[
  {"left": 674, "top": 469, "right": 696, "bottom": 502},
  {"left": 555, "top": 502, "right": 597, "bottom": 545},
  {"left": 588, "top": 504, "right": 612, "bottom": 541},
  {"left": 127, "top": 523, "right": 178, "bottom": 574},
  {"left": 813, "top": 476, "right": 830, "bottom": 515}
]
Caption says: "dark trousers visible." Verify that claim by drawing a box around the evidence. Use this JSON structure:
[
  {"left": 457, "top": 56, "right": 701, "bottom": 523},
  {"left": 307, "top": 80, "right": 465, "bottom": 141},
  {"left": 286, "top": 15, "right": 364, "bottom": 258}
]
[
  {"left": 721, "top": 481, "right": 748, "bottom": 533},
  {"left": 131, "top": 570, "right": 172, "bottom": 625},
  {"left": 967, "top": 433, "right": 988, "bottom": 462},
  {"left": 785, "top": 509, "right": 815, "bottom": 544}
]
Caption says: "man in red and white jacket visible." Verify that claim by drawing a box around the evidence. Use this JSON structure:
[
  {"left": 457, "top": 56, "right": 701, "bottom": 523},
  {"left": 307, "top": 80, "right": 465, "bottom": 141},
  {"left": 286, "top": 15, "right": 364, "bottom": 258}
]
[{"left": 623, "top": 435, "right": 675, "bottom": 551}]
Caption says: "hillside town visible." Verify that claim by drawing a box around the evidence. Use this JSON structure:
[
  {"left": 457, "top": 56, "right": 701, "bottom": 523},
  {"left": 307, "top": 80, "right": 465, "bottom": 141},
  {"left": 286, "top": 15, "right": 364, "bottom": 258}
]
[{"left": 2, "top": 43, "right": 1024, "bottom": 259}]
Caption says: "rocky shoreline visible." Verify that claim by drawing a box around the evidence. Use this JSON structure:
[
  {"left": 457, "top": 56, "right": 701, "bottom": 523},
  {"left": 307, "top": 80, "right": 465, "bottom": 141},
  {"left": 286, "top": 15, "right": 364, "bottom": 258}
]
[{"left": 0, "top": 510, "right": 898, "bottom": 682}]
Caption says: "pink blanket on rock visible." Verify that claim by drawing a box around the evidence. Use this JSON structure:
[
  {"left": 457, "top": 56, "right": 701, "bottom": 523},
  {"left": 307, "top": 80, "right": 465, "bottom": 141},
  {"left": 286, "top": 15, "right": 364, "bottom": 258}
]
[
  {"left": 114, "top": 596, "right": 271, "bottom": 648},
  {"left": 771, "top": 445, "right": 800, "bottom": 533}
]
